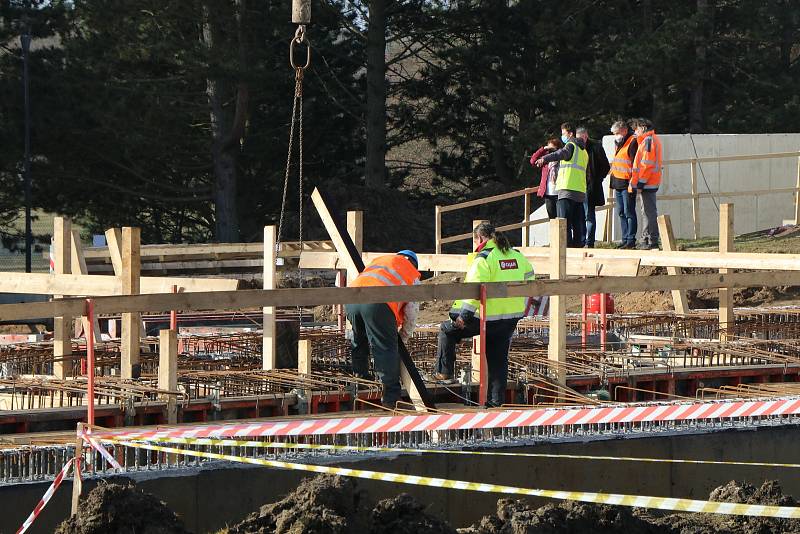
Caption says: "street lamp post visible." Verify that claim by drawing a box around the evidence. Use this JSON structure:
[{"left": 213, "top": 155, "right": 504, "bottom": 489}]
[{"left": 21, "top": 26, "right": 32, "bottom": 273}]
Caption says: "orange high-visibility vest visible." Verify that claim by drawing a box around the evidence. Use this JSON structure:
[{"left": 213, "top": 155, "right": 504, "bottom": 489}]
[
  {"left": 610, "top": 135, "right": 635, "bottom": 181},
  {"left": 350, "top": 255, "right": 420, "bottom": 326},
  {"left": 633, "top": 130, "right": 663, "bottom": 190}
]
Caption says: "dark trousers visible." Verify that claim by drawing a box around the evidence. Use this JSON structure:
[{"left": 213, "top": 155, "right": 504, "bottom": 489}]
[
  {"left": 556, "top": 198, "right": 586, "bottom": 247},
  {"left": 544, "top": 195, "right": 558, "bottom": 219},
  {"left": 583, "top": 199, "right": 596, "bottom": 247},
  {"left": 436, "top": 314, "right": 519, "bottom": 406},
  {"left": 615, "top": 189, "right": 637, "bottom": 244},
  {"left": 345, "top": 302, "right": 401, "bottom": 405}
]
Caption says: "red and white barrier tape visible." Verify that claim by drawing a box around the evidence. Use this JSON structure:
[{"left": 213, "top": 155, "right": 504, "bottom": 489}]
[
  {"left": 83, "top": 433, "right": 122, "bottom": 470},
  {"left": 16, "top": 458, "right": 73, "bottom": 534},
  {"left": 94, "top": 396, "right": 800, "bottom": 442}
]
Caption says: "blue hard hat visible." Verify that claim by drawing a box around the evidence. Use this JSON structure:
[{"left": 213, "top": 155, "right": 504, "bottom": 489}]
[{"left": 397, "top": 249, "right": 418, "bottom": 267}]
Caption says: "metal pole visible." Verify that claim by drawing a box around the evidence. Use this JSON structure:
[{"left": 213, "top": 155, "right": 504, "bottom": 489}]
[
  {"left": 599, "top": 293, "right": 607, "bottom": 352},
  {"left": 21, "top": 27, "right": 32, "bottom": 273},
  {"left": 86, "top": 299, "right": 95, "bottom": 427},
  {"left": 478, "top": 284, "right": 488, "bottom": 406},
  {"left": 581, "top": 293, "right": 587, "bottom": 349}
]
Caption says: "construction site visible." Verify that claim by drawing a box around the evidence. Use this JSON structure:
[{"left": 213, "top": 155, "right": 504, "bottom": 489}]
[
  {"left": 0, "top": 166, "right": 799, "bottom": 532},
  {"left": 3, "top": 1, "right": 800, "bottom": 533}
]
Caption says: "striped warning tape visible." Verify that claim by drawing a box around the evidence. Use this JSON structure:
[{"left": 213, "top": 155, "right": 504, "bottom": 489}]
[
  {"left": 94, "top": 396, "right": 800, "bottom": 442},
  {"left": 83, "top": 433, "right": 122, "bottom": 470},
  {"left": 123, "top": 435, "right": 800, "bottom": 469},
  {"left": 16, "top": 458, "right": 73, "bottom": 534},
  {"left": 108, "top": 439, "right": 800, "bottom": 519}
]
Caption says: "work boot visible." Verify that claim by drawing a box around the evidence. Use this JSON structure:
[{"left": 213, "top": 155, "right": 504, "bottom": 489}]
[
  {"left": 433, "top": 372, "right": 453, "bottom": 382},
  {"left": 636, "top": 241, "right": 651, "bottom": 250},
  {"left": 614, "top": 241, "right": 627, "bottom": 249},
  {"left": 622, "top": 241, "right": 636, "bottom": 249},
  {"left": 648, "top": 241, "right": 661, "bottom": 250}
]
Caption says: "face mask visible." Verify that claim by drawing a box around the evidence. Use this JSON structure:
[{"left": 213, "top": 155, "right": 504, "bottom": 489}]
[
  {"left": 614, "top": 134, "right": 624, "bottom": 142},
  {"left": 560, "top": 135, "right": 569, "bottom": 144}
]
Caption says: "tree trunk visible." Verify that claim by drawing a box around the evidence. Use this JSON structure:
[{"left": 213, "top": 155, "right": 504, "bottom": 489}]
[
  {"left": 203, "top": 0, "right": 249, "bottom": 242},
  {"left": 365, "top": 0, "right": 387, "bottom": 189},
  {"left": 689, "top": 0, "right": 710, "bottom": 133},
  {"left": 490, "top": 101, "right": 513, "bottom": 185}
]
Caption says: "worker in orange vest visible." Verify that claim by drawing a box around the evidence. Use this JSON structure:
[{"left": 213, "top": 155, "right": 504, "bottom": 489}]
[
  {"left": 609, "top": 119, "right": 639, "bottom": 248},
  {"left": 345, "top": 251, "right": 420, "bottom": 408},
  {"left": 631, "top": 118, "right": 663, "bottom": 249}
]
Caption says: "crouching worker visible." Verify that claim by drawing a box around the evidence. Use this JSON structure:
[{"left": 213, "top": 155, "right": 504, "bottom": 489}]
[
  {"left": 345, "top": 250, "right": 420, "bottom": 408},
  {"left": 434, "top": 222, "right": 534, "bottom": 407}
]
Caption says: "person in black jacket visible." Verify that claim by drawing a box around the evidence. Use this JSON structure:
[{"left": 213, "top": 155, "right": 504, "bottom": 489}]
[{"left": 576, "top": 126, "right": 611, "bottom": 248}]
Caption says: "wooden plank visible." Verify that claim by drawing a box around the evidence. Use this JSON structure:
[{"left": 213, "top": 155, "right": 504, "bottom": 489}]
[
  {"left": 104, "top": 228, "right": 123, "bottom": 275},
  {"left": 719, "top": 204, "right": 734, "bottom": 343},
  {"left": 548, "top": 219, "right": 567, "bottom": 386},
  {"left": 517, "top": 246, "right": 800, "bottom": 271},
  {"left": 53, "top": 217, "right": 72, "bottom": 379},
  {"left": 795, "top": 156, "right": 800, "bottom": 225},
  {"left": 5, "top": 269, "right": 800, "bottom": 321},
  {"left": 311, "top": 187, "right": 434, "bottom": 411},
  {"left": 121, "top": 227, "right": 141, "bottom": 379},
  {"left": 158, "top": 329, "right": 178, "bottom": 424},
  {"left": 657, "top": 215, "right": 689, "bottom": 315},
  {"left": 690, "top": 160, "right": 700, "bottom": 240},
  {"left": 346, "top": 211, "right": 364, "bottom": 283},
  {"left": 663, "top": 151, "right": 800, "bottom": 165},
  {"left": 522, "top": 193, "right": 531, "bottom": 247},
  {"left": 70, "top": 230, "right": 102, "bottom": 343},
  {"left": 79, "top": 240, "right": 334, "bottom": 262},
  {"left": 439, "top": 187, "right": 537, "bottom": 213},
  {"left": 297, "top": 339, "right": 312, "bottom": 375},
  {"left": 0, "top": 272, "right": 237, "bottom": 296},
  {"left": 263, "top": 226, "right": 277, "bottom": 371}
]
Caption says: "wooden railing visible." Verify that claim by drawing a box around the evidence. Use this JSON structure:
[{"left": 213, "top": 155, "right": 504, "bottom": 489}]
[{"left": 435, "top": 150, "right": 800, "bottom": 251}]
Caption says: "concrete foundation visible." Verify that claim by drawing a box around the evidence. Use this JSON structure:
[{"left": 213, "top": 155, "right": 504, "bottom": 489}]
[{"left": 4, "top": 424, "right": 800, "bottom": 533}]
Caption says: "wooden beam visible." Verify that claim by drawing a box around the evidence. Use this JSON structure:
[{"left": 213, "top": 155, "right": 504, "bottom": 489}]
[
  {"left": 311, "top": 187, "right": 434, "bottom": 411},
  {"left": 70, "top": 230, "right": 102, "bottom": 343},
  {"left": 104, "top": 228, "right": 123, "bottom": 275},
  {"left": 0, "top": 272, "right": 238, "bottom": 296},
  {"left": 297, "top": 339, "right": 312, "bottom": 375},
  {"left": 120, "top": 227, "right": 141, "bottom": 379},
  {"left": 795, "top": 156, "right": 800, "bottom": 226},
  {"left": 79, "top": 240, "right": 334, "bottom": 262},
  {"left": 158, "top": 329, "right": 178, "bottom": 424},
  {"left": 690, "top": 161, "right": 700, "bottom": 240},
  {"left": 263, "top": 226, "right": 277, "bottom": 370},
  {"left": 548, "top": 219, "right": 567, "bottom": 386},
  {"left": 53, "top": 217, "right": 72, "bottom": 379},
  {"left": 346, "top": 211, "right": 364, "bottom": 256},
  {"left": 719, "top": 204, "right": 734, "bottom": 343},
  {"left": 657, "top": 215, "right": 689, "bottom": 315},
  {"left": 522, "top": 193, "right": 531, "bottom": 247},
  {"left": 4, "top": 269, "right": 800, "bottom": 321}
]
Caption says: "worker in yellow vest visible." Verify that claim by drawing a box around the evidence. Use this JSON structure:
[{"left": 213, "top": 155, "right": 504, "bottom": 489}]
[
  {"left": 346, "top": 251, "right": 420, "bottom": 408},
  {"left": 435, "top": 222, "right": 534, "bottom": 407},
  {"left": 535, "top": 122, "right": 589, "bottom": 247}
]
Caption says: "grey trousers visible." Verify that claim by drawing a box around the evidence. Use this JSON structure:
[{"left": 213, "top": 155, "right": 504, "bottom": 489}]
[
  {"left": 345, "top": 302, "right": 401, "bottom": 405},
  {"left": 638, "top": 189, "right": 659, "bottom": 244}
]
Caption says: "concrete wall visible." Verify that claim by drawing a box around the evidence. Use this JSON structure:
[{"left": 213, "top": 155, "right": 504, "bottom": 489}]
[
  {"left": 526, "top": 133, "right": 800, "bottom": 244},
  {"left": 5, "top": 424, "right": 800, "bottom": 533}
]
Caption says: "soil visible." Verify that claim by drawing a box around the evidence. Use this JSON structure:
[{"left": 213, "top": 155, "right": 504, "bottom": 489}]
[
  {"left": 56, "top": 480, "right": 189, "bottom": 534},
  {"left": 417, "top": 273, "right": 464, "bottom": 325},
  {"left": 226, "top": 475, "right": 455, "bottom": 534},
  {"left": 460, "top": 480, "right": 800, "bottom": 534}
]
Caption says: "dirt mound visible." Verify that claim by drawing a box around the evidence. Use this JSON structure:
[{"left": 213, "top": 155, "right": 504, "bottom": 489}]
[
  {"left": 228, "top": 475, "right": 456, "bottom": 534},
  {"left": 458, "top": 497, "right": 661, "bottom": 534},
  {"left": 418, "top": 272, "right": 464, "bottom": 324},
  {"left": 645, "top": 480, "right": 800, "bottom": 534},
  {"left": 227, "top": 475, "right": 373, "bottom": 534},
  {"left": 55, "top": 480, "right": 188, "bottom": 534},
  {"left": 371, "top": 493, "right": 457, "bottom": 534}
]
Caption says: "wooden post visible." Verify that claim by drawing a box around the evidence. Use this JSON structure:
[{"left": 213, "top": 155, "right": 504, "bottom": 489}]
[
  {"left": 548, "top": 218, "right": 567, "bottom": 386},
  {"left": 657, "top": 215, "right": 689, "bottom": 315},
  {"left": 434, "top": 205, "right": 442, "bottom": 275},
  {"left": 53, "top": 217, "right": 72, "bottom": 379},
  {"left": 346, "top": 211, "right": 363, "bottom": 282},
  {"left": 298, "top": 339, "right": 313, "bottom": 414},
  {"left": 719, "top": 204, "right": 734, "bottom": 343},
  {"left": 70, "top": 422, "right": 83, "bottom": 516},
  {"left": 521, "top": 192, "right": 531, "bottom": 246},
  {"left": 603, "top": 183, "right": 615, "bottom": 243},
  {"left": 794, "top": 156, "right": 800, "bottom": 225},
  {"left": 71, "top": 230, "right": 102, "bottom": 343},
  {"left": 158, "top": 329, "right": 178, "bottom": 424},
  {"left": 690, "top": 160, "right": 700, "bottom": 240},
  {"left": 263, "top": 225, "right": 277, "bottom": 370},
  {"left": 120, "top": 227, "right": 141, "bottom": 379}
]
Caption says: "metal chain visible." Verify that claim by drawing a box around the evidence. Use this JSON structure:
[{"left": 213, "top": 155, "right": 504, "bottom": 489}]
[
  {"left": 298, "top": 75, "right": 304, "bottom": 290},
  {"left": 277, "top": 90, "right": 299, "bottom": 246}
]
